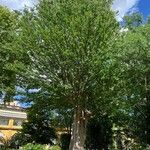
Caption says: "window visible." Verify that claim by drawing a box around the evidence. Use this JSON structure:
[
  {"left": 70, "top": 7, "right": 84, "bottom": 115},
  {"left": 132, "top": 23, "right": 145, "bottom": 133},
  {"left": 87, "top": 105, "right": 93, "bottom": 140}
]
[
  {"left": 13, "top": 120, "right": 22, "bottom": 126},
  {"left": 0, "top": 118, "right": 9, "bottom": 126},
  {"left": 0, "top": 132, "right": 4, "bottom": 138}
]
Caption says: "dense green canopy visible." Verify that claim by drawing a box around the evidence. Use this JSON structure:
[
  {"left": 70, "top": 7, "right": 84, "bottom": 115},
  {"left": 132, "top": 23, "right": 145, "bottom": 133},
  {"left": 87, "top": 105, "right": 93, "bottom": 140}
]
[{"left": 0, "top": 1, "right": 150, "bottom": 149}]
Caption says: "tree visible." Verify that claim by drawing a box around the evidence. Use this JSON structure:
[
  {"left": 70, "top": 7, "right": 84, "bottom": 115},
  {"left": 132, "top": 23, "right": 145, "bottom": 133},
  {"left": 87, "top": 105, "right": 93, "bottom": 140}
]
[
  {"left": 22, "top": 104, "right": 57, "bottom": 145},
  {"left": 147, "top": 16, "right": 150, "bottom": 24},
  {"left": 19, "top": 87, "right": 73, "bottom": 133},
  {"left": 123, "top": 13, "right": 143, "bottom": 29},
  {"left": 0, "top": 6, "right": 31, "bottom": 103},
  {"left": 0, "top": 6, "right": 18, "bottom": 102},
  {"left": 118, "top": 20, "right": 150, "bottom": 147},
  {"left": 12, "top": 0, "right": 119, "bottom": 149}
]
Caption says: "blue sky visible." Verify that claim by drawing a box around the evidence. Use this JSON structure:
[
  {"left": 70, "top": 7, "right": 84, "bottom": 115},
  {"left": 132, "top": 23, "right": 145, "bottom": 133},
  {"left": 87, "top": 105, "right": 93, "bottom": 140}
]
[
  {"left": 112, "top": 0, "right": 150, "bottom": 21},
  {"left": 0, "top": 0, "right": 149, "bottom": 22},
  {"left": 138, "top": 1, "right": 150, "bottom": 21}
]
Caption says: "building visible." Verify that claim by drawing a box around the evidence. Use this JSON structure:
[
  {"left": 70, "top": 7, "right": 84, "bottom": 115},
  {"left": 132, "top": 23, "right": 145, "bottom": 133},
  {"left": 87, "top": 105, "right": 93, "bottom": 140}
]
[
  {"left": 0, "top": 103, "right": 27, "bottom": 142},
  {"left": 0, "top": 102, "right": 68, "bottom": 146}
]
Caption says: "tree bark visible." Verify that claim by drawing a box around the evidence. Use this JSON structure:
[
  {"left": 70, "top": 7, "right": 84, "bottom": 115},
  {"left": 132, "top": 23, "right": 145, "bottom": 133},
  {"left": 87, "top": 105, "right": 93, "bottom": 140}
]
[{"left": 69, "top": 106, "right": 87, "bottom": 150}]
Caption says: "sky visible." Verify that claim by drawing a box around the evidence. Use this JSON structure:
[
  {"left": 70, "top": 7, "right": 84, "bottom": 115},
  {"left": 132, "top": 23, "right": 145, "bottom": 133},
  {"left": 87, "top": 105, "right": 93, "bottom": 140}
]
[
  {"left": 0, "top": 0, "right": 149, "bottom": 22},
  {"left": 138, "top": 0, "right": 150, "bottom": 21}
]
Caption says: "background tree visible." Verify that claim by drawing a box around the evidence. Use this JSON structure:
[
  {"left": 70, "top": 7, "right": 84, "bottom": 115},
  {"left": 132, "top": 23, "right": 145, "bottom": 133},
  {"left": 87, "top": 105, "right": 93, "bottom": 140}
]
[
  {"left": 0, "top": 6, "right": 18, "bottom": 102},
  {"left": 147, "top": 16, "right": 150, "bottom": 24},
  {"left": 22, "top": 104, "right": 57, "bottom": 145},
  {"left": 19, "top": 87, "right": 73, "bottom": 133},
  {"left": 118, "top": 17, "right": 150, "bottom": 147},
  {"left": 123, "top": 12, "right": 143, "bottom": 29},
  {"left": 0, "top": 6, "right": 31, "bottom": 104}
]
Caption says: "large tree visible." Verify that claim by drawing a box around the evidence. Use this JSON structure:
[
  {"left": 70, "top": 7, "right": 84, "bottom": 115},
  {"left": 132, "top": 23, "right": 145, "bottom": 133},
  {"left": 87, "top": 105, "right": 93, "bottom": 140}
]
[{"left": 12, "top": 0, "right": 120, "bottom": 149}]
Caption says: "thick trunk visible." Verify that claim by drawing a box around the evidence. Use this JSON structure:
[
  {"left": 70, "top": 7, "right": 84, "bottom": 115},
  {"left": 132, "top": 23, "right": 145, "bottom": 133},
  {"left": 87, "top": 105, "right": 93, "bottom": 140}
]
[{"left": 69, "top": 106, "right": 87, "bottom": 150}]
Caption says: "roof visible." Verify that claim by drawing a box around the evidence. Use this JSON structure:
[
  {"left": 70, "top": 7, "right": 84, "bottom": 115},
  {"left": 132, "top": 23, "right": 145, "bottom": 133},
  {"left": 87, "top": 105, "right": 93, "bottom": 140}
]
[
  {"left": 0, "top": 104, "right": 25, "bottom": 112},
  {"left": 0, "top": 105, "right": 27, "bottom": 119}
]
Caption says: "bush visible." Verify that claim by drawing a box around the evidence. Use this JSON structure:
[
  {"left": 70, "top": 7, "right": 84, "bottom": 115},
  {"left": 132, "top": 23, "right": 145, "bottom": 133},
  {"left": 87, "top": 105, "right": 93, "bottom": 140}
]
[
  {"left": 20, "top": 144, "right": 61, "bottom": 150},
  {"left": 60, "top": 133, "right": 71, "bottom": 150},
  {"left": 20, "top": 143, "right": 44, "bottom": 150},
  {"left": 9, "top": 132, "right": 32, "bottom": 148},
  {"left": 50, "top": 145, "right": 61, "bottom": 150},
  {"left": 22, "top": 121, "right": 57, "bottom": 145}
]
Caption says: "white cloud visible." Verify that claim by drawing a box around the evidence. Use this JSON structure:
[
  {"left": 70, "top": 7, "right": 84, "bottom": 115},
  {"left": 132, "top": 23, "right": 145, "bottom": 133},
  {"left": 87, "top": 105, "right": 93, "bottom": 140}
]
[
  {"left": 28, "top": 88, "right": 41, "bottom": 93},
  {"left": 112, "top": 0, "right": 140, "bottom": 21},
  {"left": 0, "top": 0, "right": 36, "bottom": 10},
  {"left": 0, "top": 0, "right": 140, "bottom": 21}
]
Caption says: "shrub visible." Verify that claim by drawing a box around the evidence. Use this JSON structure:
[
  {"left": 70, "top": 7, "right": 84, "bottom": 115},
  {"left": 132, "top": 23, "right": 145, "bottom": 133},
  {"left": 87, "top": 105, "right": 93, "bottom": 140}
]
[
  {"left": 22, "top": 121, "right": 57, "bottom": 145},
  {"left": 20, "top": 143, "right": 44, "bottom": 150},
  {"left": 9, "top": 132, "right": 32, "bottom": 148},
  {"left": 50, "top": 145, "right": 61, "bottom": 150},
  {"left": 20, "top": 144, "right": 61, "bottom": 150}
]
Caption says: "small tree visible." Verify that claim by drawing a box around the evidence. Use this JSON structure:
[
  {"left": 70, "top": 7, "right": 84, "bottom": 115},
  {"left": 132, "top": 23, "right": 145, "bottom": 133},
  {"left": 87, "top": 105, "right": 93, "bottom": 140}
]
[{"left": 22, "top": 105, "right": 57, "bottom": 145}]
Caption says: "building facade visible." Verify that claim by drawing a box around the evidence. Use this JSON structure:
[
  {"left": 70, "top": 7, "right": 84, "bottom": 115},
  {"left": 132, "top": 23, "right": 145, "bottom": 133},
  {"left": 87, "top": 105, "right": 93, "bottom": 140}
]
[{"left": 0, "top": 104, "right": 27, "bottom": 142}]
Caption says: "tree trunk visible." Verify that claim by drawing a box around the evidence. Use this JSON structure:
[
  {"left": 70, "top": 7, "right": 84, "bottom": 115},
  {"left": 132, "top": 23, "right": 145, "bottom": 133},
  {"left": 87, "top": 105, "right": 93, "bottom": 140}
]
[{"left": 69, "top": 106, "right": 87, "bottom": 150}]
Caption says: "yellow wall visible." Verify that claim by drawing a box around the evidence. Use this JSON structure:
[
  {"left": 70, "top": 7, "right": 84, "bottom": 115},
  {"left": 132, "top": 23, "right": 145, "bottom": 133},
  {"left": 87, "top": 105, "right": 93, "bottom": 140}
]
[{"left": 0, "top": 118, "right": 22, "bottom": 141}]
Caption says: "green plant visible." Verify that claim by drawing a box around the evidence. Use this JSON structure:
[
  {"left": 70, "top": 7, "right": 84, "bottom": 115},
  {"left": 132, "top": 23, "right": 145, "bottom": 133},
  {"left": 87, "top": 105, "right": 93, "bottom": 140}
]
[
  {"left": 9, "top": 132, "right": 32, "bottom": 148},
  {"left": 50, "top": 145, "right": 61, "bottom": 150},
  {"left": 0, "top": 137, "right": 10, "bottom": 150},
  {"left": 21, "top": 143, "right": 44, "bottom": 150}
]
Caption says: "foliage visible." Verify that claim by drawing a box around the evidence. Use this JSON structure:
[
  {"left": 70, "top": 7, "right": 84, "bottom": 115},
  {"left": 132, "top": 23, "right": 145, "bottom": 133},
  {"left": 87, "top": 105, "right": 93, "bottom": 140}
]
[
  {"left": 50, "top": 145, "right": 61, "bottom": 150},
  {"left": 20, "top": 143, "right": 45, "bottom": 150},
  {"left": 11, "top": 0, "right": 120, "bottom": 113},
  {"left": 52, "top": 108, "right": 73, "bottom": 133},
  {"left": 22, "top": 105, "right": 57, "bottom": 145},
  {"left": 60, "top": 133, "right": 71, "bottom": 150},
  {"left": 0, "top": 6, "right": 19, "bottom": 102},
  {"left": 9, "top": 132, "right": 31, "bottom": 148},
  {"left": 8, "top": 0, "right": 120, "bottom": 148},
  {"left": 4, "top": 0, "right": 150, "bottom": 148},
  {"left": 20, "top": 144, "right": 61, "bottom": 150},
  {"left": 18, "top": 91, "right": 72, "bottom": 146},
  {"left": 0, "top": 136, "right": 10, "bottom": 150},
  {"left": 147, "top": 16, "right": 150, "bottom": 24},
  {"left": 118, "top": 17, "right": 150, "bottom": 146},
  {"left": 123, "top": 12, "right": 143, "bottom": 29},
  {"left": 22, "top": 90, "right": 73, "bottom": 132}
]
